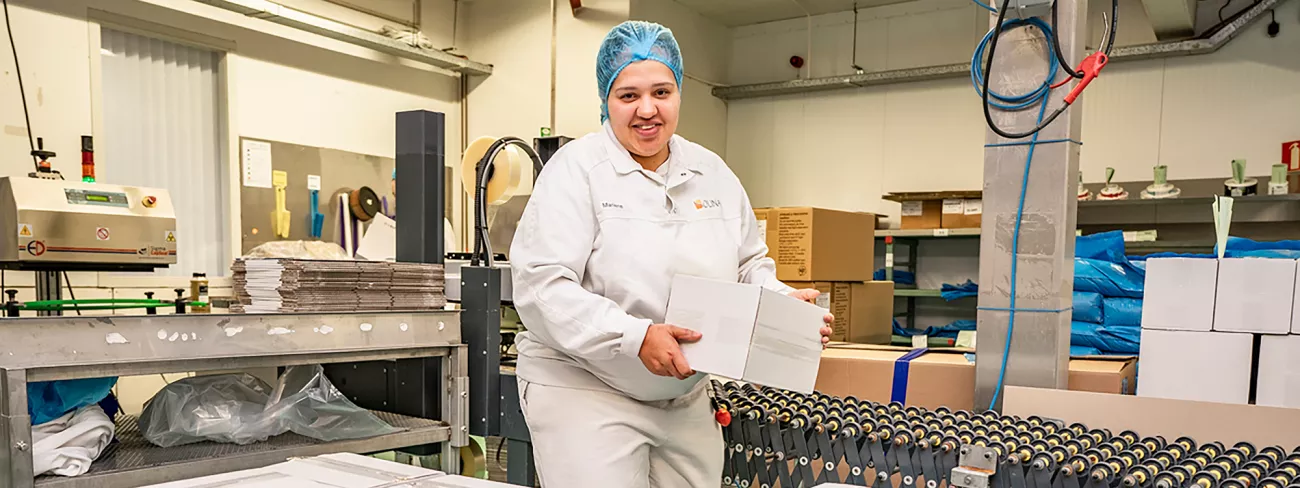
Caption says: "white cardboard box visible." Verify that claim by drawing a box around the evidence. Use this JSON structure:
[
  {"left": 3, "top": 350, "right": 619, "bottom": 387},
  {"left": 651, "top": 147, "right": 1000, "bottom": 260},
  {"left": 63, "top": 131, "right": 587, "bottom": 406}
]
[
  {"left": 1141, "top": 258, "right": 1218, "bottom": 332},
  {"left": 1213, "top": 258, "right": 1297, "bottom": 334},
  {"left": 1137, "top": 329, "right": 1253, "bottom": 404},
  {"left": 1257, "top": 335, "right": 1300, "bottom": 408},
  {"left": 666, "top": 274, "right": 824, "bottom": 393}
]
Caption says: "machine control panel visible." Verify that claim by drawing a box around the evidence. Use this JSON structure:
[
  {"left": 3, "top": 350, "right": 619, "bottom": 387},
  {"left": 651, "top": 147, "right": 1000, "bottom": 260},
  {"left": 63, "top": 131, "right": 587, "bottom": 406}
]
[{"left": 64, "top": 188, "right": 130, "bottom": 208}]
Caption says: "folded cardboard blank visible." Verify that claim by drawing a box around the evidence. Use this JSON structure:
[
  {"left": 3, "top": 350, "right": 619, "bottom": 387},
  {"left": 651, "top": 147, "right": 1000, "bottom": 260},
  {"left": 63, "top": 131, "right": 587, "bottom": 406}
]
[{"left": 667, "top": 275, "right": 824, "bottom": 393}]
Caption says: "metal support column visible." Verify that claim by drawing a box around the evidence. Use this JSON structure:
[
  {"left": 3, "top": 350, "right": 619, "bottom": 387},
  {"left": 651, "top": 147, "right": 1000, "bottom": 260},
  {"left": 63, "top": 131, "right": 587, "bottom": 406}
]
[
  {"left": 974, "top": 2, "right": 1086, "bottom": 410},
  {"left": 395, "top": 109, "right": 446, "bottom": 264},
  {"left": 34, "top": 271, "right": 61, "bottom": 317},
  {"left": 499, "top": 370, "right": 537, "bottom": 485},
  {"left": 441, "top": 344, "right": 469, "bottom": 474},
  {"left": 461, "top": 266, "right": 501, "bottom": 437},
  {"left": 0, "top": 369, "right": 34, "bottom": 487}
]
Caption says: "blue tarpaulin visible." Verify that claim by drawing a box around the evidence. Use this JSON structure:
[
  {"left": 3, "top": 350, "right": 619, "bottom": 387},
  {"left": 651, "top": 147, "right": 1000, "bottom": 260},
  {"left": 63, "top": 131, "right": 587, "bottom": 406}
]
[
  {"left": 1070, "top": 322, "right": 1140, "bottom": 355},
  {"left": 941, "top": 280, "right": 979, "bottom": 301},
  {"left": 1103, "top": 297, "right": 1143, "bottom": 327},
  {"left": 1076, "top": 230, "right": 1127, "bottom": 263},
  {"left": 1074, "top": 258, "right": 1146, "bottom": 298},
  {"left": 1073, "top": 291, "right": 1104, "bottom": 323},
  {"left": 894, "top": 320, "right": 976, "bottom": 339},
  {"left": 28, "top": 377, "right": 118, "bottom": 426},
  {"left": 874, "top": 269, "right": 916, "bottom": 285}
]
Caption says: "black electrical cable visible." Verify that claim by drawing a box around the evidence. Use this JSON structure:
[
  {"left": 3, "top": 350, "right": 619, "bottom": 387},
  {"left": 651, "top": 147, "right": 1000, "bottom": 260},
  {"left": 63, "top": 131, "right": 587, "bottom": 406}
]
[
  {"left": 63, "top": 271, "right": 81, "bottom": 316},
  {"left": 2, "top": 0, "right": 39, "bottom": 170},
  {"left": 472, "top": 138, "right": 543, "bottom": 268},
  {"left": 983, "top": 0, "right": 1117, "bottom": 139}
]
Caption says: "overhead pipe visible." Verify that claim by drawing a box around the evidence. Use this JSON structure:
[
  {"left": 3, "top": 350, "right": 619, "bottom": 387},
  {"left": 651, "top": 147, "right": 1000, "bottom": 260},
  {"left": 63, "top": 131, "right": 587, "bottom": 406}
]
[
  {"left": 713, "top": 0, "right": 1283, "bottom": 100},
  {"left": 195, "top": 0, "right": 493, "bottom": 76}
]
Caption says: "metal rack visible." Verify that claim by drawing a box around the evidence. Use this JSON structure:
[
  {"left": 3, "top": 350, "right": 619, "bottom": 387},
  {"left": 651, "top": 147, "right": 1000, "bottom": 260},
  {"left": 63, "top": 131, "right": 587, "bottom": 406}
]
[
  {"left": 0, "top": 311, "right": 468, "bottom": 488},
  {"left": 879, "top": 229, "right": 981, "bottom": 328}
]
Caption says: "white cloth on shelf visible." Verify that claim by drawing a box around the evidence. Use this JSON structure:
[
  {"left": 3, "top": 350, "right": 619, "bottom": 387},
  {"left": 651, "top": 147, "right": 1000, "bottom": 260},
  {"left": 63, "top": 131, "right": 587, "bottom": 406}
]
[{"left": 32, "top": 405, "right": 114, "bottom": 477}]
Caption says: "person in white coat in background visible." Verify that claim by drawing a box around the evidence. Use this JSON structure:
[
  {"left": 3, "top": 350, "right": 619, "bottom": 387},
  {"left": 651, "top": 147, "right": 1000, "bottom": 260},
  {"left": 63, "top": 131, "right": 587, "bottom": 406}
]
[{"left": 509, "top": 20, "right": 835, "bottom": 487}]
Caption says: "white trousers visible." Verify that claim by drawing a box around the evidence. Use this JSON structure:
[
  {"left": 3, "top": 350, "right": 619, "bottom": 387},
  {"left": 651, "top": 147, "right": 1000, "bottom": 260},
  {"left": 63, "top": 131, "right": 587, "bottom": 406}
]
[{"left": 519, "top": 378, "right": 724, "bottom": 488}]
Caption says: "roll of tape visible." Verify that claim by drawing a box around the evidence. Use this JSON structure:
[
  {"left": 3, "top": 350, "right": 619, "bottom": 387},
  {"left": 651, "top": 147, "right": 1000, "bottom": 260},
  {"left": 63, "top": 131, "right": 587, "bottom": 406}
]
[{"left": 461, "top": 136, "right": 527, "bottom": 206}]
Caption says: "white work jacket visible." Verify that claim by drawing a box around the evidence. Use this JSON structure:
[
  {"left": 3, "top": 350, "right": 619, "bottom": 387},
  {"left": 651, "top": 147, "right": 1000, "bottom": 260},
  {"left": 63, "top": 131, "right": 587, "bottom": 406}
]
[{"left": 510, "top": 123, "right": 792, "bottom": 402}]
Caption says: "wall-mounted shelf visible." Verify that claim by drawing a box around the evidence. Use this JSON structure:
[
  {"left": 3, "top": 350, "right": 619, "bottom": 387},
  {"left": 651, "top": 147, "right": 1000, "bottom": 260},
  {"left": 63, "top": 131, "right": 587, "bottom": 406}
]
[
  {"left": 895, "top": 288, "right": 945, "bottom": 298},
  {"left": 877, "top": 228, "right": 982, "bottom": 238}
]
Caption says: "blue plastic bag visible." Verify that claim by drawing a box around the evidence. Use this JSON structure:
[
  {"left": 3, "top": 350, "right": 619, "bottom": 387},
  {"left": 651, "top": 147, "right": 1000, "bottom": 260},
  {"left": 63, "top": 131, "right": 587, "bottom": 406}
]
[
  {"left": 1076, "top": 230, "right": 1127, "bottom": 263},
  {"left": 1103, "top": 298, "right": 1143, "bottom": 327},
  {"left": 28, "top": 377, "right": 118, "bottom": 426},
  {"left": 894, "top": 320, "right": 976, "bottom": 339},
  {"left": 874, "top": 268, "right": 916, "bottom": 285},
  {"left": 941, "top": 280, "right": 979, "bottom": 301},
  {"left": 1074, "top": 258, "right": 1146, "bottom": 298},
  {"left": 1070, "top": 345, "right": 1102, "bottom": 356},
  {"left": 1070, "top": 322, "right": 1140, "bottom": 354},
  {"left": 1072, "top": 291, "right": 1104, "bottom": 324}
]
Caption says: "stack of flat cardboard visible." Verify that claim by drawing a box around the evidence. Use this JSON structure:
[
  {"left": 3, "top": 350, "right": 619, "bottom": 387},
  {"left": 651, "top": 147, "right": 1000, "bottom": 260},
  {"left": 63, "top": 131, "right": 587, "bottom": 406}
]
[{"left": 231, "top": 259, "right": 445, "bottom": 313}]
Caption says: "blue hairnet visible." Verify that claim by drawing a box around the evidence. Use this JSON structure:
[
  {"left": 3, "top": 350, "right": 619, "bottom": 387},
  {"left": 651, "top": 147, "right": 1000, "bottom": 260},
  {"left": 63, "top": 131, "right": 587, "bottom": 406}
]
[{"left": 597, "top": 21, "right": 683, "bottom": 122}]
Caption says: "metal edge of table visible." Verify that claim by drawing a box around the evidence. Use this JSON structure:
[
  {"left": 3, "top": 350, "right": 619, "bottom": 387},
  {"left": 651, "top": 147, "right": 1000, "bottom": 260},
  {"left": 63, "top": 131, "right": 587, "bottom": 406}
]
[
  {"left": 33, "top": 422, "right": 453, "bottom": 488},
  {"left": 23, "top": 346, "right": 455, "bottom": 382},
  {"left": 0, "top": 311, "right": 463, "bottom": 377}
]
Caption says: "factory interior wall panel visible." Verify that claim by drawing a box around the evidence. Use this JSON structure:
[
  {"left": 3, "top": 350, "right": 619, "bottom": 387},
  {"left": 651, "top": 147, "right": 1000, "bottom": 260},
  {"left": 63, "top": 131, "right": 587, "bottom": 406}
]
[
  {"left": 554, "top": 0, "right": 633, "bottom": 138},
  {"left": 462, "top": 0, "right": 554, "bottom": 147},
  {"left": 2, "top": 0, "right": 466, "bottom": 289},
  {"left": 632, "top": 0, "right": 733, "bottom": 157},
  {"left": 726, "top": 0, "right": 1300, "bottom": 212}
]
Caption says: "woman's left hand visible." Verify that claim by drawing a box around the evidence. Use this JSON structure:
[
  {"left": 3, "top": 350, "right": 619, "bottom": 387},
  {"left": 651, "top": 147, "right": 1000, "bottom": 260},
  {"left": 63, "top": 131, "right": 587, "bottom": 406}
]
[{"left": 789, "top": 289, "right": 834, "bottom": 349}]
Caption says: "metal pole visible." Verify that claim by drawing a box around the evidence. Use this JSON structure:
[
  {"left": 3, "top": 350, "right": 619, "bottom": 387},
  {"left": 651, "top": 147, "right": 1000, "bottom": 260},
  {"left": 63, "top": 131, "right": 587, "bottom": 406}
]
[
  {"left": 34, "top": 271, "right": 61, "bottom": 317},
  {"left": 974, "top": 1, "right": 1086, "bottom": 411},
  {"left": 395, "top": 110, "right": 446, "bottom": 265},
  {"left": 0, "top": 369, "right": 34, "bottom": 488}
]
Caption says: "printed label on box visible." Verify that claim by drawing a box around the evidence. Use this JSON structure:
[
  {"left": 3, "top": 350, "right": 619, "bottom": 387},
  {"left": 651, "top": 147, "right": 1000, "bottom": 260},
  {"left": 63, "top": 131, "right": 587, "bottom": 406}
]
[
  {"left": 757, "top": 220, "right": 767, "bottom": 243},
  {"left": 963, "top": 199, "right": 983, "bottom": 215},
  {"left": 815, "top": 294, "right": 830, "bottom": 309},
  {"left": 942, "top": 199, "right": 964, "bottom": 214},
  {"left": 901, "top": 201, "right": 923, "bottom": 217}
]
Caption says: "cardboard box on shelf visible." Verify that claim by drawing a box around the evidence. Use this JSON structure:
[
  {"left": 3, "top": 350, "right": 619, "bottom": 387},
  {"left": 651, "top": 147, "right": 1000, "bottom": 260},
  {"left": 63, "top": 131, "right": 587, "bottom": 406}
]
[
  {"left": 1213, "top": 258, "right": 1296, "bottom": 335},
  {"left": 771, "top": 207, "right": 874, "bottom": 282},
  {"left": 786, "top": 281, "right": 894, "bottom": 344},
  {"left": 753, "top": 208, "right": 777, "bottom": 258},
  {"left": 886, "top": 191, "right": 981, "bottom": 230},
  {"left": 1142, "top": 258, "right": 1219, "bottom": 332},
  {"left": 940, "top": 199, "right": 983, "bottom": 229},
  {"left": 1068, "top": 356, "right": 1137, "bottom": 395},
  {"left": 667, "top": 275, "right": 824, "bottom": 394},
  {"left": 815, "top": 344, "right": 1137, "bottom": 411},
  {"left": 1137, "top": 329, "right": 1252, "bottom": 404}
]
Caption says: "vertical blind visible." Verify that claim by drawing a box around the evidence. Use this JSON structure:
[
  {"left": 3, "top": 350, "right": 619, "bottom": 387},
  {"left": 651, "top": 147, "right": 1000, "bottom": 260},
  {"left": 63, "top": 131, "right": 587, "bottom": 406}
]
[{"left": 100, "top": 28, "right": 229, "bottom": 278}]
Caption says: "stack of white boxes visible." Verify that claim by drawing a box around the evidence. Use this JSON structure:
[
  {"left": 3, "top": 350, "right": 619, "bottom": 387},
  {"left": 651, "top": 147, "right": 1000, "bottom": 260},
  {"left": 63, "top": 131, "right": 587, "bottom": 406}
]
[{"left": 1139, "top": 257, "right": 1299, "bottom": 405}]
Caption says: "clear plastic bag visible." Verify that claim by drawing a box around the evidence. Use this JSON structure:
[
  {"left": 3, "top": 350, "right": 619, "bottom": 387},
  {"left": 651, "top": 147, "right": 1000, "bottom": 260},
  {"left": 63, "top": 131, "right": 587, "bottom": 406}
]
[
  {"left": 242, "top": 240, "right": 351, "bottom": 260},
  {"left": 138, "top": 365, "right": 402, "bottom": 448}
]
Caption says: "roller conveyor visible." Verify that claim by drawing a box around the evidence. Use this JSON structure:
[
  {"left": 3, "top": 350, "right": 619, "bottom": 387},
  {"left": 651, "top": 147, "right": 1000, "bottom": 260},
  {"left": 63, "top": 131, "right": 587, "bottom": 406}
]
[{"left": 709, "top": 380, "right": 1300, "bottom": 488}]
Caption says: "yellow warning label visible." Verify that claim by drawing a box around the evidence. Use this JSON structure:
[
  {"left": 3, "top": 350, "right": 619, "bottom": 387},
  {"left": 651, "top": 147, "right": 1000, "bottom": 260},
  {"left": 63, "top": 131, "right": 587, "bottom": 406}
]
[
  {"left": 165, "top": 230, "right": 176, "bottom": 243},
  {"left": 17, "top": 224, "right": 31, "bottom": 237}
]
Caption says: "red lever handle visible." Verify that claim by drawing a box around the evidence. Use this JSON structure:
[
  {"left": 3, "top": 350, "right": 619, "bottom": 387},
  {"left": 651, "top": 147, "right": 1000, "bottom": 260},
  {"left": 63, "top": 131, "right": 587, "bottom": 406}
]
[
  {"left": 715, "top": 409, "right": 732, "bottom": 427},
  {"left": 1064, "top": 52, "right": 1108, "bottom": 104}
]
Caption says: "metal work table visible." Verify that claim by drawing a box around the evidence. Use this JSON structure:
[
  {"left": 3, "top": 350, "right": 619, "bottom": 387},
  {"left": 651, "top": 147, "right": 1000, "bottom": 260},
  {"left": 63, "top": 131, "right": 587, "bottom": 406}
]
[{"left": 0, "top": 311, "right": 468, "bottom": 488}]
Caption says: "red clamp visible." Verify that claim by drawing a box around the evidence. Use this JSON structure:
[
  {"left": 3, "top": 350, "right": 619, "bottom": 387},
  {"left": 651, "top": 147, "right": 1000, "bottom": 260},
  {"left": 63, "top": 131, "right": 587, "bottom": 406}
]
[
  {"left": 715, "top": 409, "right": 732, "bottom": 427},
  {"left": 1063, "top": 52, "right": 1108, "bottom": 105}
]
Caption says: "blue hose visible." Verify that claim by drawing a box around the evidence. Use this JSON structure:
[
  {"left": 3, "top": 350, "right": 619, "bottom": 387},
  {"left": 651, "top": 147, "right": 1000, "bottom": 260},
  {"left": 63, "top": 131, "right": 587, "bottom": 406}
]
[{"left": 969, "top": 6, "right": 1062, "bottom": 411}]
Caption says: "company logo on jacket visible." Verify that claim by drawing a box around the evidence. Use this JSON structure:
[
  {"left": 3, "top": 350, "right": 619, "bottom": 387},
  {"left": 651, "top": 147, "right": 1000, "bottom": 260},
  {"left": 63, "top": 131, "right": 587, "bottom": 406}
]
[{"left": 694, "top": 199, "right": 721, "bottom": 210}]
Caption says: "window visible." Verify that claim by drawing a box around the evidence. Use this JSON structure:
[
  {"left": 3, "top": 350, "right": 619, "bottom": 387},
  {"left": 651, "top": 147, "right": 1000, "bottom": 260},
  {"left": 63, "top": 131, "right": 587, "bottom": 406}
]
[{"left": 99, "top": 28, "right": 229, "bottom": 277}]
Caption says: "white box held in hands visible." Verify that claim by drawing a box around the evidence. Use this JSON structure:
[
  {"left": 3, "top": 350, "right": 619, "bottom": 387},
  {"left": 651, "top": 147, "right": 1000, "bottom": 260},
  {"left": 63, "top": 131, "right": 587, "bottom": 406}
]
[{"left": 666, "top": 275, "right": 824, "bottom": 393}]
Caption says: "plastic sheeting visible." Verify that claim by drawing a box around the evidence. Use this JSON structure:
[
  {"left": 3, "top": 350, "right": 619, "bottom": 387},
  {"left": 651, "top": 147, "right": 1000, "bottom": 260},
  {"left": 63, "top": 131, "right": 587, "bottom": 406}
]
[
  {"left": 1074, "top": 258, "right": 1146, "bottom": 298},
  {"left": 874, "top": 269, "right": 916, "bottom": 285},
  {"left": 1103, "top": 297, "right": 1143, "bottom": 327},
  {"left": 1070, "top": 322, "right": 1140, "bottom": 354},
  {"left": 1072, "top": 291, "right": 1104, "bottom": 324},
  {"left": 243, "top": 241, "right": 351, "bottom": 260},
  {"left": 1076, "top": 231, "right": 1127, "bottom": 263},
  {"left": 941, "top": 280, "right": 979, "bottom": 301},
  {"left": 139, "top": 366, "right": 402, "bottom": 448},
  {"left": 894, "top": 320, "right": 976, "bottom": 339},
  {"left": 28, "top": 378, "right": 118, "bottom": 426}
]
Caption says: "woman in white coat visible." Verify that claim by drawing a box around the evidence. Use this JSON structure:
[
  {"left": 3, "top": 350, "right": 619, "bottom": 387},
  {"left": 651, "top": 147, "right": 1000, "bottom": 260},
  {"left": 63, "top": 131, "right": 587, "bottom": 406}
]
[{"left": 509, "top": 20, "right": 835, "bottom": 487}]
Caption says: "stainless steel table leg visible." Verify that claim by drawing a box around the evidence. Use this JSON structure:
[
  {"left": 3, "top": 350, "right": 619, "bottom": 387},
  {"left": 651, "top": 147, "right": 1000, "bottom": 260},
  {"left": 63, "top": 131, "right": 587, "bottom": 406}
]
[
  {"left": 1, "top": 369, "right": 34, "bottom": 488},
  {"left": 441, "top": 345, "right": 468, "bottom": 474}
]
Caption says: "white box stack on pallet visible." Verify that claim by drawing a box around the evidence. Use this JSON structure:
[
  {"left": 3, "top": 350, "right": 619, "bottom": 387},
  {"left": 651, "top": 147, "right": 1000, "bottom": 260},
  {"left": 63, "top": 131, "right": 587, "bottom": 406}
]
[{"left": 1139, "top": 257, "right": 1300, "bottom": 407}]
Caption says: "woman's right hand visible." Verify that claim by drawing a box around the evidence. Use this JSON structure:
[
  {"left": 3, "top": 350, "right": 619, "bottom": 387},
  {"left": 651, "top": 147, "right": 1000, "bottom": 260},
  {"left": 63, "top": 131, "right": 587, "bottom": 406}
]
[{"left": 638, "top": 324, "right": 701, "bottom": 380}]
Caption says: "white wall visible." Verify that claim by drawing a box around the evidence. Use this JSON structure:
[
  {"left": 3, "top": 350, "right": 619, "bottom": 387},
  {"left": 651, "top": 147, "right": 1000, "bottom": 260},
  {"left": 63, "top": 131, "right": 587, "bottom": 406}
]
[
  {"left": 1, "top": 0, "right": 463, "bottom": 291},
  {"left": 724, "top": 0, "right": 1300, "bottom": 217},
  {"left": 632, "top": 0, "right": 732, "bottom": 157}
]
